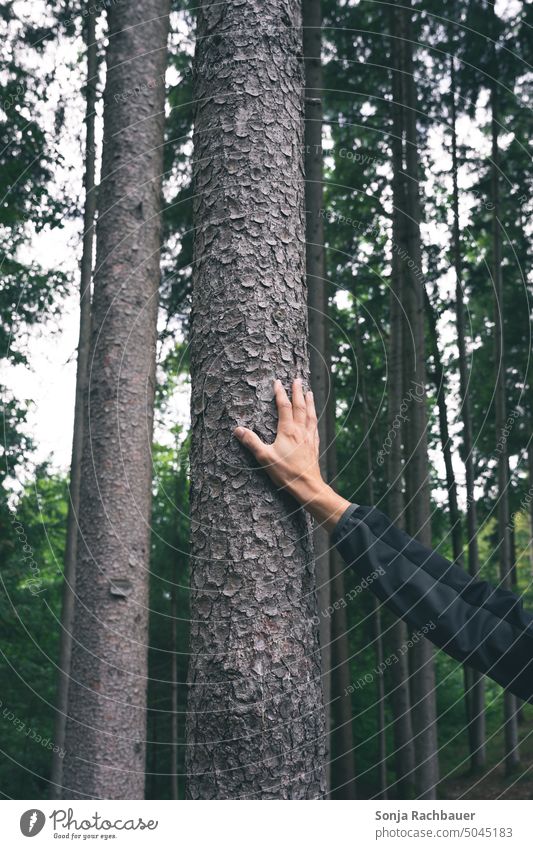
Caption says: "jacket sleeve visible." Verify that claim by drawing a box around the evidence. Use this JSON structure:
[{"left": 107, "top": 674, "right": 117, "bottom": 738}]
[{"left": 332, "top": 503, "right": 533, "bottom": 703}]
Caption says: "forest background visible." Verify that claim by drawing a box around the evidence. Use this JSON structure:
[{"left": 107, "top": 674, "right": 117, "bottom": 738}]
[{"left": 1, "top": 0, "right": 532, "bottom": 800}]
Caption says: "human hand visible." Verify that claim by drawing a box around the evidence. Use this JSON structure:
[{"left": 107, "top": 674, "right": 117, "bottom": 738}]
[
  {"left": 233, "top": 377, "right": 322, "bottom": 497},
  {"left": 232, "top": 378, "right": 352, "bottom": 532}
]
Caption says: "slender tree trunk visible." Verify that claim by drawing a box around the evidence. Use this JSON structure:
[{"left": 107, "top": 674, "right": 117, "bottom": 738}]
[
  {"left": 528, "top": 442, "right": 533, "bottom": 576},
  {"left": 62, "top": 1, "right": 170, "bottom": 799},
  {"left": 450, "top": 52, "right": 486, "bottom": 772},
  {"left": 170, "top": 451, "right": 183, "bottom": 800},
  {"left": 354, "top": 310, "right": 387, "bottom": 798},
  {"left": 185, "top": 0, "right": 326, "bottom": 800},
  {"left": 303, "top": 0, "right": 331, "bottom": 793},
  {"left": 149, "top": 709, "right": 158, "bottom": 798},
  {"left": 394, "top": 0, "right": 439, "bottom": 799},
  {"left": 491, "top": 71, "right": 520, "bottom": 773},
  {"left": 387, "top": 6, "right": 416, "bottom": 800},
  {"left": 170, "top": 581, "right": 178, "bottom": 800},
  {"left": 325, "top": 339, "right": 357, "bottom": 799},
  {"left": 50, "top": 9, "right": 98, "bottom": 798},
  {"left": 424, "top": 289, "right": 463, "bottom": 566}
]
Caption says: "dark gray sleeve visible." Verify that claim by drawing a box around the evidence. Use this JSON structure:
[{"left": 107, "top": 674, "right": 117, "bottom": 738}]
[{"left": 332, "top": 504, "right": 533, "bottom": 703}]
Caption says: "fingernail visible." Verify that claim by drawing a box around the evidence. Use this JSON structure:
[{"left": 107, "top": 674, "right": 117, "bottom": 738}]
[{"left": 234, "top": 426, "right": 244, "bottom": 437}]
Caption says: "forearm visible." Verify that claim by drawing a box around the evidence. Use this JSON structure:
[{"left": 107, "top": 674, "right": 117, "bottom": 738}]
[{"left": 332, "top": 504, "right": 533, "bottom": 703}]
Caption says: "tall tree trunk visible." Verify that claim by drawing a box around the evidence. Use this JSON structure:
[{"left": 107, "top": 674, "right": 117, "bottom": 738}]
[
  {"left": 424, "top": 289, "right": 463, "bottom": 567},
  {"left": 170, "top": 451, "right": 183, "bottom": 800},
  {"left": 490, "top": 68, "right": 520, "bottom": 774},
  {"left": 394, "top": 0, "right": 439, "bottom": 799},
  {"left": 354, "top": 310, "right": 387, "bottom": 799},
  {"left": 303, "top": 0, "right": 331, "bottom": 793},
  {"left": 528, "top": 442, "right": 533, "bottom": 576},
  {"left": 387, "top": 5, "right": 416, "bottom": 800},
  {"left": 50, "top": 8, "right": 98, "bottom": 798},
  {"left": 185, "top": 0, "right": 326, "bottom": 800},
  {"left": 325, "top": 338, "right": 357, "bottom": 799},
  {"left": 170, "top": 581, "right": 178, "bottom": 800},
  {"left": 62, "top": 1, "right": 170, "bottom": 799},
  {"left": 450, "top": 52, "right": 486, "bottom": 772}
]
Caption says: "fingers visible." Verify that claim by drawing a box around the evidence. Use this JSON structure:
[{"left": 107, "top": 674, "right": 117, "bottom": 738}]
[
  {"left": 233, "top": 426, "right": 268, "bottom": 462},
  {"left": 291, "top": 377, "right": 306, "bottom": 425},
  {"left": 305, "top": 389, "right": 318, "bottom": 432},
  {"left": 273, "top": 378, "right": 293, "bottom": 428}
]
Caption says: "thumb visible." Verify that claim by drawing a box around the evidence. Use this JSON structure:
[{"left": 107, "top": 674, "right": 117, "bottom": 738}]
[{"left": 233, "top": 426, "right": 267, "bottom": 460}]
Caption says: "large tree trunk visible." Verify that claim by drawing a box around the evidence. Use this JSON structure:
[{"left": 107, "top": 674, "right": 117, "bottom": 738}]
[
  {"left": 303, "top": 0, "right": 331, "bottom": 793},
  {"left": 450, "top": 52, "right": 486, "bottom": 771},
  {"left": 50, "top": 9, "right": 98, "bottom": 798},
  {"left": 185, "top": 0, "right": 326, "bottom": 800},
  {"left": 62, "top": 1, "right": 170, "bottom": 799},
  {"left": 490, "top": 67, "right": 520, "bottom": 774},
  {"left": 393, "top": 0, "right": 439, "bottom": 799},
  {"left": 386, "top": 6, "right": 416, "bottom": 800}
]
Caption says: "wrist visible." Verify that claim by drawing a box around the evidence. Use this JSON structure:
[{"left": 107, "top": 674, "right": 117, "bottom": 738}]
[
  {"left": 286, "top": 476, "right": 352, "bottom": 534},
  {"left": 285, "top": 472, "right": 327, "bottom": 505}
]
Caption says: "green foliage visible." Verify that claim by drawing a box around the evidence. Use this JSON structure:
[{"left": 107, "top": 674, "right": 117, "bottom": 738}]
[
  {"left": 146, "top": 438, "right": 190, "bottom": 799},
  {"left": 0, "top": 469, "right": 66, "bottom": 798}
]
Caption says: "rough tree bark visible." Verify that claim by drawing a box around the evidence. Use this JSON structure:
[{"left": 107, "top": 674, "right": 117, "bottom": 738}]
[
  {"left": 62, "top": 1, "right": 170, "bottom": 799},
  {"left": 51, "top": 8, "right": 98, "bottom": 798},
  {"left": 303, "top": 0, "right": 331, "bottom": 791},
  {"left": 185, "top": 0, "right": 326, "bottom": 800},
  {"left": 490, "top": 63, "right": 520, "bottom": 773},
  {"left": 393, "top": 0, "right": 439, "bottom": 799},
  {"left": 450, "top": 51, "right": 486, "bottom": 771}
]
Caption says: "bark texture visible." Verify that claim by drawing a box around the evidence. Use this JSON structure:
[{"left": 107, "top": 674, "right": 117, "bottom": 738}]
[
  {"left": 186, "top": 0, "right": 326, "bottom": 800},
  {"left": 62, "top": 1, "right": 170, "bottom": 799},
  {"left": 51, "top": 9, "right": 98, "bottom": 798}
]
